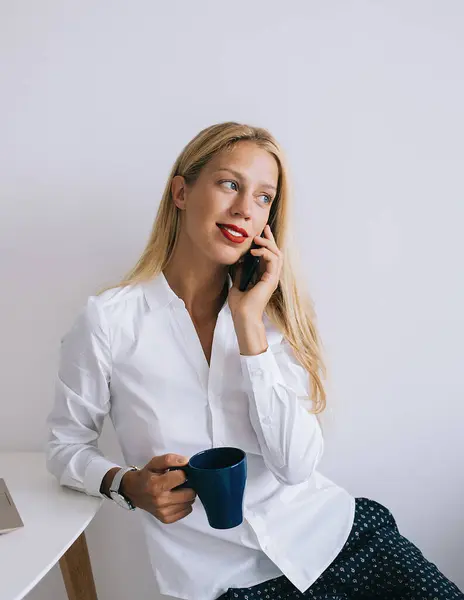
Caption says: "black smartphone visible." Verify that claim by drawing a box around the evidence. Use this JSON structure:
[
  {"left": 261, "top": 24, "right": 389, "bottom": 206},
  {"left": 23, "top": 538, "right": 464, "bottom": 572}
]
[{"left": 239, "top": 230, "right": 264, "bottom": 292}]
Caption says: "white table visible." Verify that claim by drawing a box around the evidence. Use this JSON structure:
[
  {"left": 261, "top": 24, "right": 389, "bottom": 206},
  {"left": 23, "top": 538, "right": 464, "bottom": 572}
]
[{"left": 0, "top": 452, "right": 103, "bottom": 600}]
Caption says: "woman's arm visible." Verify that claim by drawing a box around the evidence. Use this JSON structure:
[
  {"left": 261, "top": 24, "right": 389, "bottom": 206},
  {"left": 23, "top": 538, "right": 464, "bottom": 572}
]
[
  {"left": 230, "top": 227, "right": 322, "bottom": 484},
  {"left": 46, "top": 296, "right": 120, "bottom": 498},
  {"left": 237, "top": 321, "right": 324, "bottom": 486}
]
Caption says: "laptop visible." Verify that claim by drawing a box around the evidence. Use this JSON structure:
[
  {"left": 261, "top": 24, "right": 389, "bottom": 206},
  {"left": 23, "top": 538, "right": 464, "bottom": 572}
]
[{"left": 0, "top": 478, "right": 24, "bottom": 534}]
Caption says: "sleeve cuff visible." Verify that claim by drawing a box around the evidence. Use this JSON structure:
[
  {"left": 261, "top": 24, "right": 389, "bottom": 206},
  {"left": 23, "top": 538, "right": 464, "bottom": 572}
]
[
  {"left": 239, "top": 345, "right": 286, "bottom": 392},
  {"left": 83, "top": 455, "right": 122, "bottom": 498}
]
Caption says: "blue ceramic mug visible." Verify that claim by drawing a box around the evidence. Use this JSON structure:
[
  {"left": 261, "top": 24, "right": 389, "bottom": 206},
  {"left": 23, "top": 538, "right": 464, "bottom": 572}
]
[{"left": 172, "top": 447, "right": 247, "bottom": 529}]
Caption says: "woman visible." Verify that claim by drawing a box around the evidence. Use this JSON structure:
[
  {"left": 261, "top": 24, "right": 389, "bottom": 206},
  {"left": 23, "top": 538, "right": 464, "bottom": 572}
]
[{"left": 46, "top": 122, "right": 463, "bottom": 600}]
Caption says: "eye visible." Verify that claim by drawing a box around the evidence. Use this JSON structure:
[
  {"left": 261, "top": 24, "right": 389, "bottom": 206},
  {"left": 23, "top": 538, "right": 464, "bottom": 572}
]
[
  {"left": 220, "top": 180, "right": 239, "bottom": 191},
  {"left": 220, "top": 180, "right": 273, "bottom": 205}
]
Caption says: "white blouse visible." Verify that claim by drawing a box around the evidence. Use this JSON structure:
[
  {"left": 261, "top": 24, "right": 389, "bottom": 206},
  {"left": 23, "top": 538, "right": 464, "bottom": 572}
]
[{"left": 46, "top": 271, "right": 355, "bottom": 600}]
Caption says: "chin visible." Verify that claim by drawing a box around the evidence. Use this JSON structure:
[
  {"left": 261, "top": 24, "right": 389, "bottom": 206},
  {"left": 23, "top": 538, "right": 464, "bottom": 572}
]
[
  {"left": 210, "top": 247, "right": 243, "bottom": 267},
  {"left": 205, "top": 230, "right": 248, "bottom": 265}
]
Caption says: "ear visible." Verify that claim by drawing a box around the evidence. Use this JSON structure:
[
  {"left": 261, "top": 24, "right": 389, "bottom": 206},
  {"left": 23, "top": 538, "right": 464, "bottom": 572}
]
[{"left": 171, "top": 175, "right": 188, "bottom": 211}]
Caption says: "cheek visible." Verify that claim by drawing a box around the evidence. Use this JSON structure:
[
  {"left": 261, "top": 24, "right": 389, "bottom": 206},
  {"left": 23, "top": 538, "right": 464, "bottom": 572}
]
[
  {"left": 257, "top": 215, "right": 270, "bottom": 236},
  {"left": 195, "top": 190, "right": 222, "bottom": 223},
  {"left": 185, "top": 191, "right": 218, "bottom": 236}
]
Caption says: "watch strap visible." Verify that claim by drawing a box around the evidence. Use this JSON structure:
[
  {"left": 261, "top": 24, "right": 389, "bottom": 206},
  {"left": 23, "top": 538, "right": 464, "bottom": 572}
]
[
  {"left": 109, "top": 466, "right": 139, "bottom": 509},
  {"left": 109, "top": 466, "right": 137, "bottom": 494}
]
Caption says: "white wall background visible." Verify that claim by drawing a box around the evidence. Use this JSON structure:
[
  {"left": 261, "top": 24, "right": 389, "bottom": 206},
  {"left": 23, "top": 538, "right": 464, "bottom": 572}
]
[{"left": 1, "top": 1, "right": 463, "bottom": 598}]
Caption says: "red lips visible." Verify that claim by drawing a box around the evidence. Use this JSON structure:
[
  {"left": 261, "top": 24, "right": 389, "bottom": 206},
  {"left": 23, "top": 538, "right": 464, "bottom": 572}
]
[
  {"left": 217, "top": 224, "right": 248, "bottom": 244},
  {"left": 217, "top": 223, "right": 248, "bottom": 237}
]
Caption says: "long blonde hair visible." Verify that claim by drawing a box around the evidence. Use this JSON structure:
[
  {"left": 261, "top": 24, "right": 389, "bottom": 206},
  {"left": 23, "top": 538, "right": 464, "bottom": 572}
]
[{"left": 101, "top": 122, "right": 327, "bottom": 413}]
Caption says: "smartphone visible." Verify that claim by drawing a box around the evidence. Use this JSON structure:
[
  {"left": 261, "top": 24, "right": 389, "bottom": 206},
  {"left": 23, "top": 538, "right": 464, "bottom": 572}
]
[{"left": 239, "top": 230, "right": 264, "bottom": 292}]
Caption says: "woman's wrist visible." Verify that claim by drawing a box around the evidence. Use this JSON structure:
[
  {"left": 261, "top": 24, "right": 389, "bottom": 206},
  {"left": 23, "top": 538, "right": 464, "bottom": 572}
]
[{"left": 233, "top": 317, "right": 268, "bottom": 356}]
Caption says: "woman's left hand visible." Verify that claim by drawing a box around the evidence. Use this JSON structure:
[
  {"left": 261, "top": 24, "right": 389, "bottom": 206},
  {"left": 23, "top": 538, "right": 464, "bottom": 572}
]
[{"left": 228, "top": 224, "right": 283, "bottom": 324}]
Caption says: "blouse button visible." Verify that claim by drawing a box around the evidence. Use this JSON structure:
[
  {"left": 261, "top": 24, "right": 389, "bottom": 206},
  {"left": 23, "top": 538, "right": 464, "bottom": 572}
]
[{"left": 251, "top": 367, "right": 264, "bottom": 377}]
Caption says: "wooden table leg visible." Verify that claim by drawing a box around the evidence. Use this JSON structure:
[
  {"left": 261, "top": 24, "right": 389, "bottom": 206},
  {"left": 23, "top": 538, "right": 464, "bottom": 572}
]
[{"left": 59, "top": 531, "right": 98, "bottom": 600}]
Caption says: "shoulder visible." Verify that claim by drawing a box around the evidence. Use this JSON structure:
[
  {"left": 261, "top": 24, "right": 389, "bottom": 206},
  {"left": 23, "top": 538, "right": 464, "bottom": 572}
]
[
  {"left": 76, "top": 282, "right": 147, "bottom": 337},
  {"left": 91, "top": 282, "right": 143, "bottom": 313}
]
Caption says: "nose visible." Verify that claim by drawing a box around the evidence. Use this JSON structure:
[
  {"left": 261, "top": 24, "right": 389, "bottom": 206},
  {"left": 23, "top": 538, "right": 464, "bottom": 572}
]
[{"left": 231, "top": 191, "right": 253, "bottom": 220}]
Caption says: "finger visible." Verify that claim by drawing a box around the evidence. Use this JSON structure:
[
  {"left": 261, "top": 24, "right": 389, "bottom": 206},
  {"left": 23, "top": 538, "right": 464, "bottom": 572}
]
[
  {"left": 252, "top": 233, "right": 281, "bottom": 257},
  {"left": 145, "top": 453, "right": 189, "bottom": 473},
  {"left": 151, "top": 489, "right": 196, "bottom": 508},
  {"left": 168, "top": 488, "right": 197, "bottom": 505},
  {"left": 250, "top": 248, "right": 282, "bottom": 282},
  {"left": 156, "top": 468, "right": 189, "bottom": 492},
  {"left": 157, "top": 502, "right": 193, "bottom": 517},
  {"left": 157, "top": 504, "right": 193, "bottom": 524},
  {"left": 262, "top": 223, "right": 276, "bottom": 242},
  {"left": 265, "top": 223, "right": 275, "bottom": 239},
  {"left": 250, "top": 246, "right": 282, "bottom": 267}
]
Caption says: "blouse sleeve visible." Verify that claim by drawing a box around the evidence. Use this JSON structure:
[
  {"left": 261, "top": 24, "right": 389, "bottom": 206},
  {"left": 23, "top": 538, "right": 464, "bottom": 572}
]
[
  {"left": 240, "top": 338, "right": 324, "bottom": 485},
  {"left": 45, "top": 296, "right": 120, "bottom": 497}
]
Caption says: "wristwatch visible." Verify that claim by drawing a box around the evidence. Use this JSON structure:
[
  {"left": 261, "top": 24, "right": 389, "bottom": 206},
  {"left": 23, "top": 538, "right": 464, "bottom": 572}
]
[{"left": 109, "top": 466, "right": 139, "bottom": 510}]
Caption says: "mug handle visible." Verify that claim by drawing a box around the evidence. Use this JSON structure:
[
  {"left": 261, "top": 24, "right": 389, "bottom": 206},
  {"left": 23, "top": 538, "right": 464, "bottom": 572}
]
[{"left": 168, "top": 465, "right": 192, "bottom": 489}]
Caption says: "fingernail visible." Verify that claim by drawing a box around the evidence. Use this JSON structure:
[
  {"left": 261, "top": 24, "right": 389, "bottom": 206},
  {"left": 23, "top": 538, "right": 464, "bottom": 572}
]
[{"left": 177, "top": 456, "right": 188, "bottom": 464}]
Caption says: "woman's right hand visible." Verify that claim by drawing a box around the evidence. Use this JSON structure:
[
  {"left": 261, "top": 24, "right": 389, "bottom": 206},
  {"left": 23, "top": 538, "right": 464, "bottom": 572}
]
[{"left": 121, "top": 454, "right": 196, "bottom": 524}]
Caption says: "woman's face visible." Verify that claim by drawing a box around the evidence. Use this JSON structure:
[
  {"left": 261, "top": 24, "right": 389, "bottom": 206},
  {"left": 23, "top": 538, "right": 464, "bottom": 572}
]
[{"left": 172, "top": 141, "right": 279, "bottom": 266}]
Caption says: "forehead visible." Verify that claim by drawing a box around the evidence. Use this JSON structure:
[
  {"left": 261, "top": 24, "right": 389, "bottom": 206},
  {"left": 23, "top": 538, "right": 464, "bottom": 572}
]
[{"left": 206, "top": 142, "right": 279, "bottom": 182}]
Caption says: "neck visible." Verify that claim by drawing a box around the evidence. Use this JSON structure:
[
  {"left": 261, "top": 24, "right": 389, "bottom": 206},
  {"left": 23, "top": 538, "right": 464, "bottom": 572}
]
[{"left": 163, "top": 241, "right": 229, "bottom": 323}]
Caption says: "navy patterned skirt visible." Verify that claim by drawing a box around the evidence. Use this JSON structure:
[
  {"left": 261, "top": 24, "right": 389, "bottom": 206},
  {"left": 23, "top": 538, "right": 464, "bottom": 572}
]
[{"left": 218, "top": 498, "right": 463, "bottom": 599}]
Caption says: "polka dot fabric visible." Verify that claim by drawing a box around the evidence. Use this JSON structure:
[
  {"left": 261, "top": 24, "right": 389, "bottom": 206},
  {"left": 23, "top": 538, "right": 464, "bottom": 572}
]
[{"left": 218, "top": 498, "right": 463, "bottom": 600}]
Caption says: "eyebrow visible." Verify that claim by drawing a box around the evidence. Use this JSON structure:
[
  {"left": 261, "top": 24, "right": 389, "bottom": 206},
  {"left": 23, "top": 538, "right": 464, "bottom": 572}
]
[{"left": 213, "top": 167, "right": 277, "bottom": 193}]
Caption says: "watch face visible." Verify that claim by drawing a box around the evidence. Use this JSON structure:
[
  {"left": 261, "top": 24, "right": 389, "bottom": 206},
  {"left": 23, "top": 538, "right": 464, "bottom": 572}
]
[{"left": 110, "top": 490, "right": 133, "bottom": 510}]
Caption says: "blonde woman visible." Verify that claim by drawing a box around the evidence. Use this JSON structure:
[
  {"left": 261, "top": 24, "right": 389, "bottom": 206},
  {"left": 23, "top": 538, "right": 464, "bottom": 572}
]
[{"left": 46, "top": 122, "right": 463, "bottom": 600}]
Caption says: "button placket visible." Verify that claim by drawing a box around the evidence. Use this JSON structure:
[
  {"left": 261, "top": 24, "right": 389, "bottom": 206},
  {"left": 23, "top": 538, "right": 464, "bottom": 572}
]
[
  {"left": 171, "top": 304, "right": 209, "bottom": 394},
  {"left": 207, "top": 308, "right": 234, "bottom": 448},
  {"left": 251, "top": 366, "right": 265, "bottom": 377}
]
